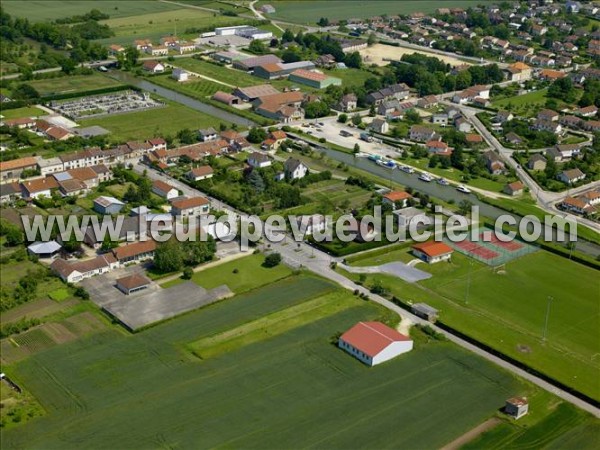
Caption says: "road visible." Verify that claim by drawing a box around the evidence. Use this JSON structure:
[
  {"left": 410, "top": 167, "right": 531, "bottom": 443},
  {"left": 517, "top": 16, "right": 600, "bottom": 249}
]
[{"left": 135, "top": 159, "right": 600, "bottom": 418}]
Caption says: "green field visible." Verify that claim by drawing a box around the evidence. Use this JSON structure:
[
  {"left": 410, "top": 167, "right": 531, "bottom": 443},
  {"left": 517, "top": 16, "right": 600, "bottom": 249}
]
[
  {"left": 96, "top": 7, "right": 247, "bottom": 45},
  {"left": 344, "top": 249, "right": 600, "bottom": 400},
  {"left": 162, "top": 253, "right": 293, "bottom": 292},
  {"left": 79, "top": 97, "right": 222, "bottom": 141},
  {"left": 27, "top": 74, "right": 125, "bottom": 97},
  {"left": 256, "top": 1, "right": 496, "bottom": 23},
  {"left": 1, "top": 0, "right": 183, "bottom": 22},
  {"left": 492, "top": 88, "right": 549, "bottom": 116},
  {"left": 3, "top": 274, "right": 569, "bottom": 449},
  {"left": 0, "top": 106, "right": 46, "bottom": 120}
]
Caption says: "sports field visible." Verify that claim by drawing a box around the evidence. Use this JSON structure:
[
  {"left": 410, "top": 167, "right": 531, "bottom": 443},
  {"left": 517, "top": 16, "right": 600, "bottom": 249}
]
[
  {"left": 27, "top": 74, "right": 125, "bottom": 97},
  {"left": 256, "top": 1, "right": 496, "bottom": 23},
  {"left": 1, "top": 1, "right": 183, "bottom": 22},
  {"left": 79, "top": 98, "right": 222, "bottom": 141},
  {"left": 0, "top": 106, "right": 46, "bottom": 120},
  {"left": 344, "top": 248, "right": 600, "bottom": 400},
  {"left": 3, "top": 275, "right": 549, "bottom": 448}
]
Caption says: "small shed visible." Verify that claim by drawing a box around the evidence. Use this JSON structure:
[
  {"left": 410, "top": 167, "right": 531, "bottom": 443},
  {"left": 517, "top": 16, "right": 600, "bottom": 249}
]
[
  {"left": 411, "top": 303, "right": 439, "bottom": 322},
  {"left": 93, "top": 196, "right": 125, "bottom": 215},
  {"left": 505, "top": 397, "right": 529, "bottom": 419},
  {"left": 116, "top": 273, "right": 152, "bottom": 295}
]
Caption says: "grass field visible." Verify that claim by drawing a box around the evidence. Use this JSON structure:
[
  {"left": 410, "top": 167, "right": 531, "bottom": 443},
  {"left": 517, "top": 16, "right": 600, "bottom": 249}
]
[
  {"left": 344, "top": 249, "right": 600, "bottom": 400},
  {"left": 161, "top": 253, "right": 293, "bottom": 292},
  {"left": 1, "top": 0, "right": 183, "bottom": 22},
  {"left": 27, "top": 74, "right": 125, "bottom": 97},
  {"left": 491, "top": 88, "right": 549, "bottom": 116},
  {"left": 79, "top": 97, "right": 222, "bottom": 141},
  {"left": 3, "top": 274, "right": 569, "bottom": 449},
  {"left": 96, "top": 8, "right": 247, "bottom": 45},
  {"left": 0, "top": 106, "right": 46, "bottom": 120},
  {"left": 256, "top": 1, "right": 496, "bottom": 23}
]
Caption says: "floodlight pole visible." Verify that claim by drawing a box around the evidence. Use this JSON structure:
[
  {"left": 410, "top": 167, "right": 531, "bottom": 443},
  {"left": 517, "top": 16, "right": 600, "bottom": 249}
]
[{"left": 542, "top": 296, "right": 553, "bottom": 342}]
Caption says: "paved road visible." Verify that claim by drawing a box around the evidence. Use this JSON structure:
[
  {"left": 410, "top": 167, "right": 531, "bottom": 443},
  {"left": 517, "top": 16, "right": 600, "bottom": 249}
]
[{"left": 137, "top": 159, "right": 599, "bottom": 418}]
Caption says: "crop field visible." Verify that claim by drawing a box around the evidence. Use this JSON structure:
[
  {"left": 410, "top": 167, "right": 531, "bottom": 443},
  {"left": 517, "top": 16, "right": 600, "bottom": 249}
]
[
  {"left": 344, "top": 250, "right": 600, "bottom": 400},
  {"left": 2, "top": 274, "right": 558, "bottom": 449},
  {"left": 79, "top": 98, "right": 221, "bottom": 141},
  {"left": 96, "top": 8, "right": 247, "bottom": 44},
  {"left": 27, "top": 74, "right": 125, "bottom": 97},
  {"left": 255, "top": 1, "right": 496, "bottom": 23},
  {"left": 1, "top": 0, "right": 183, "bottom": 22}
]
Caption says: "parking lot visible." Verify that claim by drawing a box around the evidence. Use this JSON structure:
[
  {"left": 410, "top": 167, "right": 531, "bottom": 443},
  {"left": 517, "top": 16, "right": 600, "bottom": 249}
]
[{"left": 82, "top": 265, "right": 233, "bottom": 331}]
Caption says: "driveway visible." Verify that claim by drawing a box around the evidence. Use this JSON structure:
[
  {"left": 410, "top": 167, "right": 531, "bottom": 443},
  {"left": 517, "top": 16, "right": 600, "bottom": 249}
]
[{"left": 338, "top": 261, "right": 431, "bottom": 283}]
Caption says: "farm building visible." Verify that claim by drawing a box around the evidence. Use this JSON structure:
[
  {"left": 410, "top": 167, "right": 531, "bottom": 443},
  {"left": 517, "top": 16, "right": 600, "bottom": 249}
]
[
  {"left": 339, "top": 321, "right": 413, "bottom": 366},
  {"left": 505, "top": 397, "right": 529, "bottom": 419},
  {"left": 411, "top": 303, "right": 439, "bottom": 322},
  {"left": 412, "top": 241, "right": 454, "bottom": 264},
  {"left": 212, "top": 91, "right": 240, "bottom": 106},
  {"left": 233, "top": 84, "right": 280, "bottom": 102},
  {"left": 93, "top": 196, "right": 125, "bottom": 215},
  {"left": 288, "top": 70, "right": 341, "bottom": 89},
  {"left": 116, "top": 273, "right": 152, "bottom": 295}
]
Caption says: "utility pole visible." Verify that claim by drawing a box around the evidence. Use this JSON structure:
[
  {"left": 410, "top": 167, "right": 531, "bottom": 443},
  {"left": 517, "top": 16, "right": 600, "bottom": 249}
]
[{"left": 542, "top": 296, "right": 553, "bottom": 342}]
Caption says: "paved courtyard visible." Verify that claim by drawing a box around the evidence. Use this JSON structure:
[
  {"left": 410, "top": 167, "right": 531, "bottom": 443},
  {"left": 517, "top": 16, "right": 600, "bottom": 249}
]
[
  {"left": 339, "top": 261, "right": 431, "bottom": 283},
  {"left": 82, "top": 265, "right": 232, "bottom": 331}
]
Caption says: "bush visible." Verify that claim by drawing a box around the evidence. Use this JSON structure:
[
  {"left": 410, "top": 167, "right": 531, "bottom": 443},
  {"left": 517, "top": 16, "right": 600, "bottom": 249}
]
[
  {"left": 74, "top": 286, "right": 89, "bottom": 300},
  {"left": 232, "top": 268, "right": 239, "bottom": 274},
  {"left": 182, "top": 267, "right": 193, "bottom": 280},
  {"left": 263, "top": 252, "right": 282, "bottom": 268}
]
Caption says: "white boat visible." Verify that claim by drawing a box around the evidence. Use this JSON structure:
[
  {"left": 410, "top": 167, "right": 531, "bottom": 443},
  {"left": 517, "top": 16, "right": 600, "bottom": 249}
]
[
  {"left": 400, "top": 165, "right": 414, "bottom": 174},
  {"left": 418, "top": 173, "right": 433, "bottom": 182},
  {"left": 437, "top": 178, "right": 449, "bottom": 186},
  {"left": 456, "top": 184, "right": 471, "bottom": 194}
]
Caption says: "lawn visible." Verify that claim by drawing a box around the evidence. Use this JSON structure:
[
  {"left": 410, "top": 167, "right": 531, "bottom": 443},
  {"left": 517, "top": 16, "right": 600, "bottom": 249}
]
[
  {"left": 161, "top": 253, "right": 294, "bottom": 293},
  {"left": 27, "top": 73, "right": 125, "bottom": 97},
  {"left": 2, "top": 274, "right": 569, "bottom": 449},
  {"left": 79, "top": 98, "right": 222, "bottom": 141},
  {"left": 255, "top": 0, "right": 497, "bottom": 23},
  {"left": 492, "top": 88, "right": 548, "bottom": 117},
  {"left": 0, "top": 106, "right": 46, "bottom": 120},
  {"left": 47, "top": 288, "right": 71, "bottom": 302},
  {"left": 344, "top": 250, "right": 600, "bottom": 400},
  {"left": 1, "top": 0, "right": 183, "bottom": 22}
]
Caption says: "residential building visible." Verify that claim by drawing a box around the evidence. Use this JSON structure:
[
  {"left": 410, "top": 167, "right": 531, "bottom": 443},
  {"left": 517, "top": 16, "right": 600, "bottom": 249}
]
[
  {"left": 557, "top": 168, "right": 585, "bottom": 184},
  {"left": 454, "top": 116, "right": 472, "bottom": 133},
  {"left": 170, "top": 196, "right": 210, "bottom": 217},
  {"left": 503, "top": 181, "right": 525, "bottom": 196},
  {"left": 199, "top": 127, "right": 218, "bottom": 142},
  {"left": 337, "top": 93, "right": 357, "bottom": 112},
  {"left": 0, "top": 182, "right": 22, "bottom": 204},
  {"left": 393, "top": 207, "right": 429, "bottom": 228},
  {"left": 0, "top": 157, "right": 38, "bottom": 182},
  {"left": 187, "top": 166, "right": 214, "bottom": 182},
  {"left": 338, "top": 321, "right": 413, "bottom": 366},
  {"left": 412, "top": 240, "right": 454, "bottom": 263},
  {"left": 409, "top": 125, "right": 437, "bottom": 141},
  {"left": 142, "top": 60, "right": 165, "bottom": 73},
  {"left": 112, "top": 240, "right": 157, "bottom": 264},
  {"left": 482, "top": 151, "right": 506, "bottom": 175},
  {"left": 426, "top": 140, "right": 452, "bottom": 155},
  {"left": 172, "top": 68, "right": 189, "bottom": 82},
  {"left": 37, "top": 157, "right": 64, "bottom": 176},
  {"left": 527, "top": 154, "right": 547, "bottom": 171},
  {"left": 151, "top": 180, "right": 179, "bottom": 200},
  {"left": 417, "top": 95, "right": 438, "bottom": 109},
  {"left": 382, "top": 191, "right": 412, "bottom": 208},
  {"left": 50, "top": 254, "right": 118, "bottom": 283},
  {"left": 369, "top": 118, "right": 389, "bottom": 134},
  {"left": 248, "top": 152, "right": 272, "bottom": 168},
  {"left": 21, "top": 176, "right": 59, "bottom": 199},
  {"left": 284, "top": 158, "right": 308, "bottom": 180},
  {"left": 505, "top": 132, "right": 524, "bottom": 146},
  {"left": 366, "top": 83, "right": 410, "bottom": 105}
]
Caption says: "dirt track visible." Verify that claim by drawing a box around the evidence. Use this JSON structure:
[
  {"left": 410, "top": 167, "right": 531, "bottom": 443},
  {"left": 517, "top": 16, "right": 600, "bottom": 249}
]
[
  {"left": 359, "top": 44, "right": 471, "bottom": 67},
  {"left": 440, "top": 417, "right": 501, "bottom": 450}
]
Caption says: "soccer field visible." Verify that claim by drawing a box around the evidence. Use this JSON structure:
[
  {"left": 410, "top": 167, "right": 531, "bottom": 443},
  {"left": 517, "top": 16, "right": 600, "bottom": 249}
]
[
  {"left": 3, "top": 275, "right": 547, "bottom": 449},
  {"left": 345, "top": 249, "right": 600, "bottom": 401}
]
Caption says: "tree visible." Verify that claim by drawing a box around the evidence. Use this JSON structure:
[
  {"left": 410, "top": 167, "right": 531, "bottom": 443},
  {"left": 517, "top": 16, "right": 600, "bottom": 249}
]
[
  {"left": 4, "top": 226, "right": 23, "bottom": 246},
  {"left": 345, "top": 51, "right": 362, "bottom": 69},
  {"left": 124, "top": 45, "right": 139, "bottom": 69},
  {"left": 182, "top": 267, "right": 193, "bottom": 280},
  {"left": 282, "top": 28, "right": 295, "bottom": 43},
  {"left": 351, "top": 113, "right": 362, "bottom": 126},
  {"left": 154, "top": 239, "right": 184, "bottom": 273},
  {"left": 367, "top": 32, "right": 377, "bottom": 46},
  {"left": 263, "top": 252, "right": 282, "bottom": 267},
  {"left": 337, "top": 113, "right": 348, "bottom": 123},
  {"left": 183, "top": 236, "right": 216, "bottom": 266},
  {"left": 248, "top": 39, "right": 266, "bottom": 54},
  {"left": 353, "top": 143, "right": 360, "bottom": 154},
  {"left": 404, "top": 109, "right": 422, "bottom": 125},
  {"left": 247, "top": 127, "right": 267, "bottom": 143},
  {"left": 11, "top": 83, "right": 39, "bottom": 100},
  {"left": 317, "top": 17, "right": 329, "bottom": 27},
  {"left": 368, "top": 103, "right": 376, "bottom": 117},
  {"left": 177, "top": 128, "right": 196, "bottom": 145},
  {"left": 100, "top": 235, "right": 118, "bottom": 251},
  {"left": 247, "top": 169, "right": 265, "bottom": 193},
  {"left": 282, "top": 48, "right": 301, "bottom": 63},
  {"left": 305, "top": 101, "right": 330, "bottom": 119},
  {"left": 458, "top": 200, "right": 473, "bottom": 216}
]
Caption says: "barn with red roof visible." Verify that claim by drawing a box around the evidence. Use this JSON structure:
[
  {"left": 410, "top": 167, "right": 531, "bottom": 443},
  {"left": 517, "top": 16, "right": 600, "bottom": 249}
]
[{"left": 338, "top": 321, "right": 413, "bottom": 366}]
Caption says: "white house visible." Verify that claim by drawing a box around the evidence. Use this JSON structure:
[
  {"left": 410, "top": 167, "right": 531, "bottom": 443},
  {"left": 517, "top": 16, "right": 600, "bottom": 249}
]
[
  {"left": 50, "top": 254, "right": 118, "bottom": 283},
  {"left": 187, "top": 166, "right": 214, "bottom": 182},
  {"left": 557, "top": 168, "right": 585, "bottom": 184},
  {"left": 393, "top": 207, "right": 428, "bottom": 228},
  {"left": 296, "top": 214, "right": 329, "bottom": 235},
  {"left": 339, "top": 321, "right": 413, "bottom": 366},
  {"left": 412, "top": 240, "right": 454, "bottom": 264},
  {"left": 142, "top": 60, "right": 165, "bottom": 73},
  {"left": 284, "top": 158, "right": 308, "bottom": 180},
  {"left": 382, "top": 191, "right": 412, "bottom": 208},
  {"left": 170, "top": 196, "right": 210, "bottom": 217},
  {"left": 172, "top": 68, "right": 189, "bottom": 82},
  {"left": 152, "top": 180, "right": 179, "bottom": 200},
  {"left": 248, "top": 152, "right": 272, "bottom": 168}
]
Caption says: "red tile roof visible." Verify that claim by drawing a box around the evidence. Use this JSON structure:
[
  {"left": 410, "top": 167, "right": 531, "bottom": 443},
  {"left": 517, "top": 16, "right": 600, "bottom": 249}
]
[
  {"left": 170, "top": 196, "right": 209, "bottom": 210},
  {"left": 412, "top": 240, "right": 454, "bottom": 258},
  {"left": 340, "top": 322, "right": 411, "bottom": 358},
  {"left": 0, "top": 157, "right": 38, "bottom": 172},
  {"left": 383, "top": 191, "right": 412, "bottom": 202},
  {"left": 112, "top": 240, "right": 156, "bottom": 260}
]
